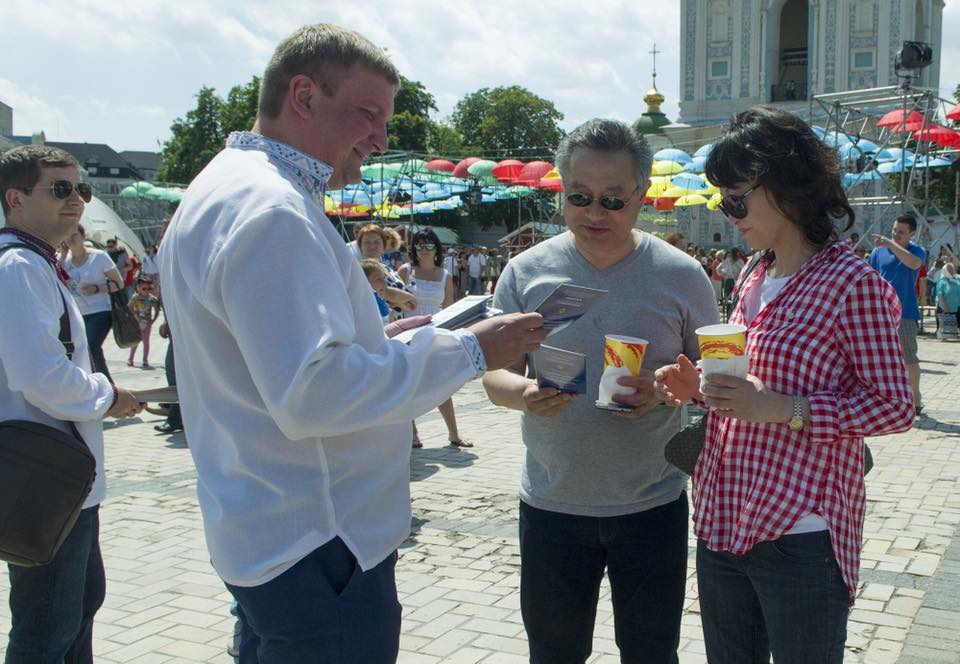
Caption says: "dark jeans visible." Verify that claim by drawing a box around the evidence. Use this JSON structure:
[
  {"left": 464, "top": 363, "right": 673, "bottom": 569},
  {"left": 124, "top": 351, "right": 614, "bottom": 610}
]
[
  {"left": 162, "top": 340, "right": 181, "bottom": 428},
  {"left": 519, "top": 494, "right": 688, "bottom": 664},
  {"left": 697, "top": 532, "right": 849, "bottom": 664},
  {"left": 5, "top": 506, "right": 105, "bottom": 664},
  {"left": 468, "top": 276, "right": 483, "bottom": 295},
  {"left": 225, "top": 537, "right": 401, "bottom": 664},
  {"left": 82, "top": 310, "right": 113, "bottom": 384}
]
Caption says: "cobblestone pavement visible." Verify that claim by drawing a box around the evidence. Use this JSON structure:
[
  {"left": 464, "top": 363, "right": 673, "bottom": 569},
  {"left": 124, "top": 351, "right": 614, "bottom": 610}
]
[{"left": 2, "top": 324, "right": 960, "bottom": 663}]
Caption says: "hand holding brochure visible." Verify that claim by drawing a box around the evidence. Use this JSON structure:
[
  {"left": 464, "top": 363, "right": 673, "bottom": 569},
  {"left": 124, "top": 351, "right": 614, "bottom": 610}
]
[
  {"left": 535, "top": 284, "right": 607, "bottom": 336},
  {"left": 392, "top": 295, "right": 501, "bottom": 344},
  {"left": 533, "top": 345, "right": 587, "bottom": 394}
]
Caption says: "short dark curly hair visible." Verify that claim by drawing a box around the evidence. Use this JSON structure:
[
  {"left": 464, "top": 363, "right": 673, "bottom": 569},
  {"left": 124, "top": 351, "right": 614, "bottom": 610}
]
[{"left": 705, "top": 106, "right": 853, "bottom": 249}]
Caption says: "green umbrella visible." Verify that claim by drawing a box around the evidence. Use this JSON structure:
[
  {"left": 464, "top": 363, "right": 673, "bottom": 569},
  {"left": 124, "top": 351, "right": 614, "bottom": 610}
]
[
  {"left": 120, "top": 186, "right": 140, "bottom": 198},
  {"left": 400, "top": 159, "right": 427, "bottom": 175},
  {"left": 502, "top": 186, "right": 535, "bottom": 199},
  {"left": 132, "top": 181, "right": 155, "bottom": 194},
  {"left": 143, "top": 187, "right": 166, "bottom": 200}
]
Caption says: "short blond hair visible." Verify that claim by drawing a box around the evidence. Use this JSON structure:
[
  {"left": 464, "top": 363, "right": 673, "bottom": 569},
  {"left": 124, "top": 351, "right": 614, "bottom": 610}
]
[
  {"left": 382, "top": 227, "right": 402, "bottom": 252},
  {"left": 356, "top": 223, "right": 388, "bottom": 246}
]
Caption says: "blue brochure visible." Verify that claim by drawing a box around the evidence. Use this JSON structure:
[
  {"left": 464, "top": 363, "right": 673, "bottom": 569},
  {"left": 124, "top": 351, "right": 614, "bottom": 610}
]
[
  {"left": 535, "top": 284, "right": 608, "bottom": 336},
  {"left": 533, "top": 345, "right": 587, "bottom": 394}
]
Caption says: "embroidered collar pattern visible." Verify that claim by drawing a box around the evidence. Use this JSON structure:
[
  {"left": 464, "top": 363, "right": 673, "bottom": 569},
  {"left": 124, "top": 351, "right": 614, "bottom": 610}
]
[
  {"left": 0, "top": 227, "right": 71, "bottom": 283},
  {"left": 226, "top": 132, "right": 333, "bottom": 206}
]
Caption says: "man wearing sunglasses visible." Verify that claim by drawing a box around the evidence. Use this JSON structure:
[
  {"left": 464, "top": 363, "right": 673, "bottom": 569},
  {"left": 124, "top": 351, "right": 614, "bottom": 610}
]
[
  {"left": 868, "top": 213, "right": 926, "bottom": 414},
  {"left": 0, "top": 145, "right": 143, "bottom": 662},
  {"left": 158, "top": 24, "right": 546, "bottom": 663},
  {"left": 483, "top": 119, "right": 718, "bottom": 663}
]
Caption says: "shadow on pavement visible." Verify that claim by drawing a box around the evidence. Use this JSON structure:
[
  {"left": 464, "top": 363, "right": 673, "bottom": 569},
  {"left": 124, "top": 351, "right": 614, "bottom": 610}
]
[
  {"left": 410, "top": 447, "right": 478, "bottom": 483},
  {"left": 913, "top": 413, "right": 960, "bottom": 434}
]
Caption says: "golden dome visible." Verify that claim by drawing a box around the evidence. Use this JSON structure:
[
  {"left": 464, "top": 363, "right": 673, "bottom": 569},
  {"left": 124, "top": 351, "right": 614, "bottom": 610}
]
[{"left": 644, "top": 86, "right": 665, "bottom": 113}]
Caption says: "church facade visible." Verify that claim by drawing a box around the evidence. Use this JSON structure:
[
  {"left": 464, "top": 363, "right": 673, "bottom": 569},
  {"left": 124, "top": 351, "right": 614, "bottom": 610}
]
[{"left": 678, "top": 0, "right": 945, "bottom": 126}]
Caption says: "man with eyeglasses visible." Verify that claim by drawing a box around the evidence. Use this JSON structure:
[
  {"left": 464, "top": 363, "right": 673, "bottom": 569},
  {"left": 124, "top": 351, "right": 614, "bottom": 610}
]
[
  {"left": 158, "top": 24, "right": 545, "bottom": 663},
  {"left": 483, "top": 119, "right": 718, "bottom": 663},
  {"left": 0, "top": 145, "right": 143, "bottom": 662}
]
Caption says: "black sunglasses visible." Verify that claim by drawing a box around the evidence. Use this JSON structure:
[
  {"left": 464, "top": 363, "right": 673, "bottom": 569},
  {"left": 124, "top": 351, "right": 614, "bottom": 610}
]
[
  {"left": 718, "top": 184, "right": 761, "bottom": 220},
  {"left": 24, "top": 180, "right": 93, "bottom": 203},
  {"left": 565, "top": 185, "right": 640, "bottom": 211},
  {"left": 414, "top": 243, "right": 436, "bottom": 251}
]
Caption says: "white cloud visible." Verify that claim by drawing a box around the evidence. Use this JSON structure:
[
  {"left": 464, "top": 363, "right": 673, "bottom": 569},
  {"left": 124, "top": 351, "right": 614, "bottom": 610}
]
[{"left": 0, "top": 79, "right": 70, "bottom": 138}]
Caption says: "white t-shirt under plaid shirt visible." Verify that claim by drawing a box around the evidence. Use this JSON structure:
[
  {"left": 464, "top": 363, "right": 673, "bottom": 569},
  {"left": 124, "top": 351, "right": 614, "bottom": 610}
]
[{"left": 693, "top": 241, "right": 914, "bottom": 602}]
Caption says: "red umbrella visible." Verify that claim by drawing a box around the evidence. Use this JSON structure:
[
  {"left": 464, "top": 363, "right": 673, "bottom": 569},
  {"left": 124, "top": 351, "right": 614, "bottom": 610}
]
[
  {"left": 513, "top": 161, "right": 555, "bottom": 186},
  {"left": 492, "top": 159, "right": 525, "bottom": 183},
  {"left": 539, "top": 177, "right": 563, "bottom": 192},
  {"left": 947, "top": 102, "right": 960, "bottom": 122},
  {"left": 425, "top": 159, "right": 456, "bottom": 172},
  {"left": 452, "top": 157, "right": 481, "bottom": 178},
  {"left": 914, "top": 124, "right": 960, "bottom": 148},
  {"left": 653, "top": 198, "right": 676, "bottom": 212},
  {"left": 877, "top": 109, "right": 924, "bottom": 132}
]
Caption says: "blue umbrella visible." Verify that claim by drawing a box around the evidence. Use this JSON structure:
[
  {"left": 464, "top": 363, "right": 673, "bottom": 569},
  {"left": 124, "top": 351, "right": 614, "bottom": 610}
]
[
  {"left": 838, "top": 144, "right": 864, "bottom": 161},
  {"left": 683, "top": 156, "right": 708, "bottom": 173},
  {"left": 914, "top": 156, "right": 953, "bottom": 169},
  {"left": 671, "top": 173, "right": 708, "bottom": 190},
  {"left": 878, "top": 161, "right": 910, "bottom": 174},
  {"left": 694, "top": 143, "right": 714, "bottom": 158},
  {"left": 822, "top": 131, "right": 853, "bottom": 148},
  {"left": 877, "top": 148, "right": 914, "bottom": 164},
  {"left": 653, "top": 148, "right": 692, "bottom": 164},
  {"left": 851, "top": 138, "right": 880, "bottom": 153},
  {"left": 808, "top": 125, "right": 828, "bottom": 139},
  {"left": 842, "top": 171, "right": 882, "bottom": 187}
]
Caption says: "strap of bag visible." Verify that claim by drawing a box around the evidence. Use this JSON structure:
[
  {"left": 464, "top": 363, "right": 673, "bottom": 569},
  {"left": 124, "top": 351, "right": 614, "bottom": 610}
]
[
  {"left": 728, "top": 252, "right": 766, "bottom": 314},
  {"left": 0, "top": 242, "right": 87, "bottom": 444}
]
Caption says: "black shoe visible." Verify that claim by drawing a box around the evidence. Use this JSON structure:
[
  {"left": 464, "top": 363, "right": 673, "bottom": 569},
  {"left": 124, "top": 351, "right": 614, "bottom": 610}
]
[{"left": 154, "top": 422, "right": 183, "bottom": 434}]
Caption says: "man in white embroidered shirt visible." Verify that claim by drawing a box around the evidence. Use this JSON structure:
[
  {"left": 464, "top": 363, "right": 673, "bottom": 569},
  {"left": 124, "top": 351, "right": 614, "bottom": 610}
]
[
  {"left": 158, "top": 24, "right": 545, "bottom": 663},
  {"left": 0, "top": 145, "right": 143, "bottom": 662}
]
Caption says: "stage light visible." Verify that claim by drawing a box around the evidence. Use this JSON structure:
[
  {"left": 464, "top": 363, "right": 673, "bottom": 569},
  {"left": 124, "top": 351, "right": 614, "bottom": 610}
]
[{"left": 895, "top": 41, "right": 934, "bottom": 71}]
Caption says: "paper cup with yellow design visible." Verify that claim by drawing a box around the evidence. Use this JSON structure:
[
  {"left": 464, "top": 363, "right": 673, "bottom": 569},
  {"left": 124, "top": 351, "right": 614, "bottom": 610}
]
[
  {"left": 696, "top": 323, "right": 749, "bottom": 389},
  {"left": 595, "top": 335, "right": 648, "bottom": 412}
]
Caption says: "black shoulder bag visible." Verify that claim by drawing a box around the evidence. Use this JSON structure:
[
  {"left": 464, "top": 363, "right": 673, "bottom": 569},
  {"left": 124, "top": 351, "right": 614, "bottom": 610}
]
[
  {"left": 663, "top": 253, "right": 873, "bottom": 476},
  {"left": 0, "top": 242, "right": 97, "bottom": 567}
]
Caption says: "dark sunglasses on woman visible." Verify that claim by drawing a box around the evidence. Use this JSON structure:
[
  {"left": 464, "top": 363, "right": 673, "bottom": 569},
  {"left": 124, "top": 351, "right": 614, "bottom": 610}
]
[
  {"left": 23, "top": 180, "right": 93, "bottom": 203},
  {"left": 718, "top": 183, "right": 761, "bottom": 220}
]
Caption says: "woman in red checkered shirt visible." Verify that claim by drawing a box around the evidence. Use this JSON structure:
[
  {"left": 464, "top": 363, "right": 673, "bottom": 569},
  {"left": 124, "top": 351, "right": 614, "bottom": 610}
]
[{"left": 656, "top": 107, "right": 914, "bottom": 663}]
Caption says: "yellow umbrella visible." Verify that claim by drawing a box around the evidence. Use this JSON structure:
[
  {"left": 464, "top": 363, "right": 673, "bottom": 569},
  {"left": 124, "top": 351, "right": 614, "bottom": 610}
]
[
  {"left": 674, "top": 194, "right": 710, "bottom": 207},
  {"left": 662, "top": 186, "right": 693, "bottom": 198},
  {"left": 645, "top": 178, "right": 674, "bottom": 198},
  {"left": 706, "top": 192, "right": 723, "bottom": 211},
  {"left": 324, "top": 195, "right": 337, "bottom": 214},
  {"left": 652, "top": 160, "right": 685, "bottom": 176}
]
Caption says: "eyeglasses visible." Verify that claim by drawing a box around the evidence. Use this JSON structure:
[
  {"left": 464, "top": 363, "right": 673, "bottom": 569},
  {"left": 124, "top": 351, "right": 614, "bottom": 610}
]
[
  {"left": 565, "top": 186, "right": 640, "bottom": 211},
  {"left": 718, "top": 184, "right": 761, "bottom": 220},
  {"left": 24, "top": 180, "right": 93, "bottom": 203},
  {"left": 415, "top": 243, "right": 436, "bottom": 252}
]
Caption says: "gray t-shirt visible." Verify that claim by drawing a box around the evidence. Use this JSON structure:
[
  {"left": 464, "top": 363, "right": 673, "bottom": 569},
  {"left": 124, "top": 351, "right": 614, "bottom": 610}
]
[{"left": 495, "top": 231, "right": 719, "bottom": 517}]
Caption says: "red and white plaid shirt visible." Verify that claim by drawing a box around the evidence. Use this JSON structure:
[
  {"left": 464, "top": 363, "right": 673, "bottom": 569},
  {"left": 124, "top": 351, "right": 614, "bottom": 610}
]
[{"left": 693, "top": 241, "right": 914, "bottom": 601}]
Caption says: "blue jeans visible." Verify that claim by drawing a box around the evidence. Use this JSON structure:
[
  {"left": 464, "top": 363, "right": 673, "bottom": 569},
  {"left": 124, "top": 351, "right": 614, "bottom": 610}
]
[
  {"left": 82, "top": 310, "right": 113, "bottom": 384},
  {"left": 697, "top": 532, "right": 849, "bottom": 664},
  {"left": 162, "top": 340, "right": 181, "bottom": 428},
  {"left": 519, "top": 494, "right": 688, "bottom": 664},
  {"left": 225, "top": 537, "right": 401, "bottom": 664},
  {"left": 5, "top": 506, "right": 105, "bottom": 664},
  {"left": 468, "top": 276, "right": 483, "bottom": 295}
]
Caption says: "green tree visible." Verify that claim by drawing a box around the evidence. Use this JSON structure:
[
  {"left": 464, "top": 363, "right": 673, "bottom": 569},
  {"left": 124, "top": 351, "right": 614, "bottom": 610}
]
[
  {"left": 387, "top": 76, "right": 437, "bottom": 152},
  {"left": 156, "top": 87, "right": 224, "bottom": 184},
  {"left": 427, "top": 122, "right": 465, "bottom": 156},
  {"left": 220, "top": 76, "right": 261, "bottom": 135},
  {"left": 451, "top": 86, "right": 564, "bottom": 157}
]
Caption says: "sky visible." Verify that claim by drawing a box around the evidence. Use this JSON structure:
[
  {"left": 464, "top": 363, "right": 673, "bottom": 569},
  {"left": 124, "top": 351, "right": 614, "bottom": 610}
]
[{"left": 1, "top": 0, "right": 958, "bottom": 153}]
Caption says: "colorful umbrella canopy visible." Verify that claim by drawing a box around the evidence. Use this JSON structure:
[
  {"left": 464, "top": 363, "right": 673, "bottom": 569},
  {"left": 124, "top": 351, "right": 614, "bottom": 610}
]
[
  {"left": 877, "top": 161, "right": 911, "bottom": 174},
  {"left": 452, "top": 157, "right": 481, "bottom": 178},
  {"left": 661, "top": 186, "right": 692, "bottom": 198},
  {"left": 947, "top": 102, "right": 960, "bottom": 121},
  {"left": 653, "top": 148, "right": 692, "bottom": 164},
  {"left": 513, "top": 161, "right": 555, "bottom": 186},
  {"left": 120, "top": 186, "right": 140, "bottom": 198},
  {"left": 876, "top": 148, "right": 914, "bottom": 163},
  {"left": 913, "top": 156, "right": 954, "bottom": 169},
  {"left": 645, "top": 177, "right": 674, "bottom": 199},
  {"left": 876, "top": 109, "right": 924, "bottom": 132},
  {"left": 913, "top": 124, "right": 960, "bottom": 149},
  {"left": 682, "top": 156, "right": 708, "bottom": 173},
  {"left": 822, "top": 131, "right": 853, "bottom": 147},
  {"left": 706, "top": 192, "right": 723, "bottom": 211},
  {"left": 851, "top": 138, "right": 880, "bottom": 153},
  {"left": 653, "top": 198, "right": 676, "bottom": 211},
  {"left": 538, "top": 167, "right": 563, "bottom": 191},
  {"left": 670, "top": 173, "right": 708, "bottom": 190},
  {"left": 842, "top": 171, "right": 882, "bottom": 187},
  {"left": 425, "top": 159, "right": 456, "bottom": 172},
  {"left": 651, "top": 160, "right": 685, "bottom": 176},
  {"left": 492, "top": 159, "right": 526, "bottom": 183},
  {"left": 466, "top": 160, "right": 497, "bottom": 178},
  {"left": 694, "top": 143, "right": 714, "bottom": 158},
  {"left": 674, "top": 194, "right": 709, "bottom": 207}
]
